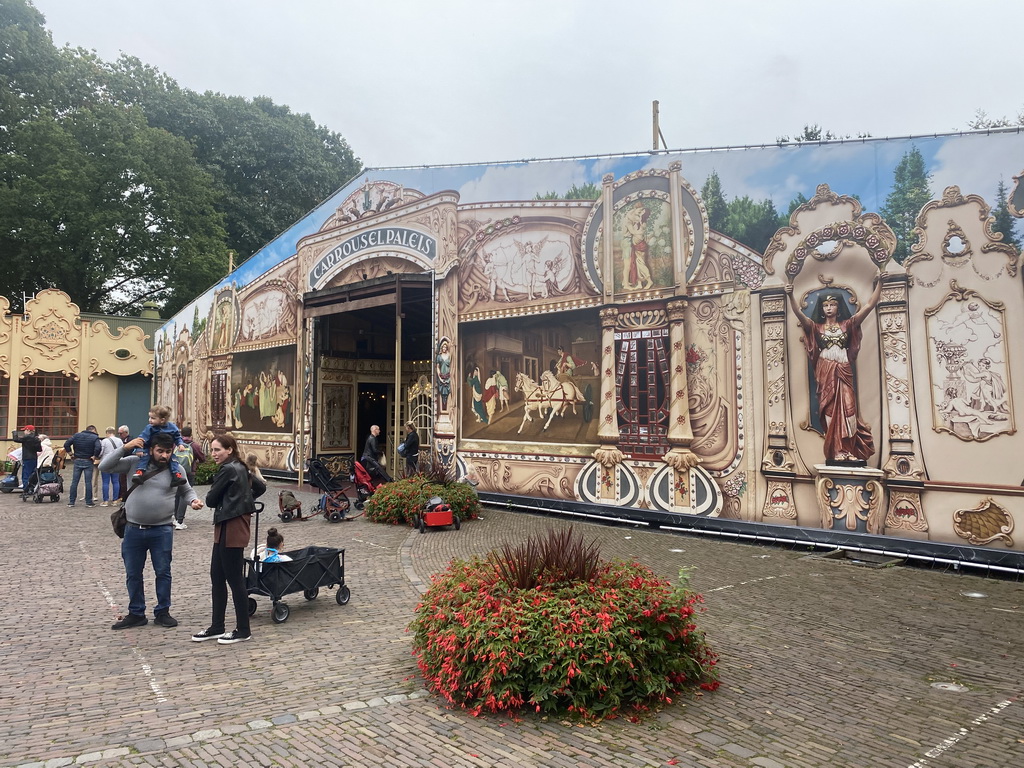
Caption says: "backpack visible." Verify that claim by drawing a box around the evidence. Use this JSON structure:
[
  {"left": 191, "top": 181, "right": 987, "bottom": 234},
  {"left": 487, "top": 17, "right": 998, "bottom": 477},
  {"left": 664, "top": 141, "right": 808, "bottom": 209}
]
[{"left": 173, "top": 443, "right": 194, "bottom": 474}]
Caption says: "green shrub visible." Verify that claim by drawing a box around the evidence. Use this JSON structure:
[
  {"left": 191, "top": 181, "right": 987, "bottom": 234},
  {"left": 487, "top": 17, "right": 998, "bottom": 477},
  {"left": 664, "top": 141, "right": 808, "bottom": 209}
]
[
  {"left": 409, "top": 529, "right": 719, "bottom": 721},
  {"left": 365, "top": 475, "right": 481, "bottom": 525},
  {"left": 193, "top": 459, "right": 218, "bottom": 485}
]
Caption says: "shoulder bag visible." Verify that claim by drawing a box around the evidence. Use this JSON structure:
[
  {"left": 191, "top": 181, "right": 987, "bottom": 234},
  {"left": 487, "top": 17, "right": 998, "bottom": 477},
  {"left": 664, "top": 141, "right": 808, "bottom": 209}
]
[{"left": 111, "top": 482, "right": 138, "bottom": 538}]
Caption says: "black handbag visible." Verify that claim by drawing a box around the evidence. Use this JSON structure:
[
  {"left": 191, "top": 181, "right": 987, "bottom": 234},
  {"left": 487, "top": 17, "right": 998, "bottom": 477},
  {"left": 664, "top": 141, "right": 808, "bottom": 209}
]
[
  {"left": 110, "top": 482, "right": 138, "bottom": 538},
  {"left": 111, "top": 504, "right": 127, "bottom": 538}
]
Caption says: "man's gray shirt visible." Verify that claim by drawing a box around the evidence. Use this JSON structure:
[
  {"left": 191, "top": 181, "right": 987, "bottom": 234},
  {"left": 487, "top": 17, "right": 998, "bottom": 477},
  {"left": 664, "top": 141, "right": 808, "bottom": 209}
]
[{"left": 99, "top": 449, "right": 198, "bottom": 526}]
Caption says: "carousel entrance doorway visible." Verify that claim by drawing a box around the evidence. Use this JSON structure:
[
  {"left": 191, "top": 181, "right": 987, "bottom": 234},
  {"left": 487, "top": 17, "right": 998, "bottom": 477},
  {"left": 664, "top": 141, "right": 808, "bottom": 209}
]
[{"left": 303, "top": 273, "right": 434, "bottom": 477}]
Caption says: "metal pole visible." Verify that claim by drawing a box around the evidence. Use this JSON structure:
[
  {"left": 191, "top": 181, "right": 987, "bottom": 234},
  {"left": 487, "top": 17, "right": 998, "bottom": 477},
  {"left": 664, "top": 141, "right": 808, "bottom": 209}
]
[
  {"left": 394, "top": 281, "right": 403, "bottom": 472},
  {"left": 652, "top": 100, "right": 660, "bottom": 150}
]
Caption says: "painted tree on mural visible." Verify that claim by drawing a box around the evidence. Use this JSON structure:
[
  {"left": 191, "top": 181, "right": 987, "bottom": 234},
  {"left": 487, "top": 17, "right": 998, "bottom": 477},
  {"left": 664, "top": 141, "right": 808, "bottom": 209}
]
[
  {"left": 699, "top": 171, "right": 794, "bottom": 253},
  {"left": 0, "top": 0, "right": 361, "bottom": 315},
  {"left": 991, "top": 179, "right": 1021, "bottom": 249},
  {"left": 534, "top": 183, "right": 601, "bottom": 200},
  {"left": 880, "top": 146, "right": 933, "bottom": 264},
  {"left": 700, "top": 171, "right": 727, "bottom": 232}
]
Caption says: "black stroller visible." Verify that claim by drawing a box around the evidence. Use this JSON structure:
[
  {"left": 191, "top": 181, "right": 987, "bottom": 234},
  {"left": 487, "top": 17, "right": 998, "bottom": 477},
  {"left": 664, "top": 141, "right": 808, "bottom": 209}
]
[
  {"left": 31, "top": 463, "right": 63, "bottom": 503},
  {"left": 307, "top": 458, "right": 359, "bottom": 522},
  {"left": 246, "top": 501, "right": 351, "bottom": 623}
]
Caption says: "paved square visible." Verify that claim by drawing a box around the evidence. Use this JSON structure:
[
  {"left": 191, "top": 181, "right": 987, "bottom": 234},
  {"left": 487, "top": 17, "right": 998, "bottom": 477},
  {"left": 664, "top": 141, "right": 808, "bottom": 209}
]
[{"left": 0, "top": 483, "right": 1021, "bottom": 767}]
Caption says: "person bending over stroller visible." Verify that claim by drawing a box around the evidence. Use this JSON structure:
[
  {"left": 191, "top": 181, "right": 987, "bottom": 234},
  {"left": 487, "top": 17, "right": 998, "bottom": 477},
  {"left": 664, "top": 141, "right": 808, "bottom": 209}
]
[
  {"left": 361, "top": 424, "right": 392, "bottom": 484},
  {"left": 133, "top": 405, "right": 187, "bottom": 487}
]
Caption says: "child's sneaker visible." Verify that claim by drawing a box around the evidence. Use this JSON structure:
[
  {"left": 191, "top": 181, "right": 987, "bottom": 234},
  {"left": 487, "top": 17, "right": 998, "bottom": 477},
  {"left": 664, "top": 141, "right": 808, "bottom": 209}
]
[
  {"left": 171, "top": 471, "right": 187, "bottom": 487},
  {"left": 131, "top": 469, "right": 144, "bottom": 485}
]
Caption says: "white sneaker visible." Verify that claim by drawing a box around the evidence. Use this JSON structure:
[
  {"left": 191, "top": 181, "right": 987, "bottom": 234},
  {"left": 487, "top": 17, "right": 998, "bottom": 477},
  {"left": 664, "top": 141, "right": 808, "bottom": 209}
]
[
  {"left": 173, "top": 520, "right": 187, "bottom": 530},
  {"left": 100, "top": 501, "right": 109, "bottom": 507}
]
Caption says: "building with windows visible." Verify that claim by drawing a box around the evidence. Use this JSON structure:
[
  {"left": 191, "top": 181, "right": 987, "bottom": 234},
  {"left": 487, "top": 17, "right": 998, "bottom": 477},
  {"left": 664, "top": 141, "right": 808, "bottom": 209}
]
[
  {"left": 1, "top": 289, "right": 156, "bottom": 449},
  {"left": 156, "top": 130, "right": 1024, "bottom": 557}
]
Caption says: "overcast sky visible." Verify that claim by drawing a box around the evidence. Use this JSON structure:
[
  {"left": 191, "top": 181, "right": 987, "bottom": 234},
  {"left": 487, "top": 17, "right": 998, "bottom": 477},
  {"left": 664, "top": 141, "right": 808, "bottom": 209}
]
[{"left": 31, "top": 0, "right": 1023, "bottom": 168}]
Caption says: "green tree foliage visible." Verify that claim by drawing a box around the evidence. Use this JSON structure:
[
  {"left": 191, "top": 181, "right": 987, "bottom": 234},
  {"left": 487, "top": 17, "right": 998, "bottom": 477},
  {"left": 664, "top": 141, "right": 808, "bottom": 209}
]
[
  {"left": 0, "top": 101, "right": 229, "bottom": 314},
  {"left": 786, "top": 192, "right": 810, "bottom": 218},
  {"left": 534, "top": 183, "right": 601, "bottom": 200},
  {"left": 880, "top": 146, "right": 932, "bottom": 264},
  {"left": 723, "top": 196, "right": 783, "bottom": 252},
  {"left": 698, "top": 171, "right": 801, "bottom": 253},
  {"left": 0, "top": 0, "right": 361, "bottom": 315},
  {"left": 700, "top": 171, "right": 727, "bottom": 232},
  {"left": 991, "top": 179, "right": 1021, "bottom": 249},
  {"left": 967, "top": 108, "right": 1024, "bottom": 129},
  {"left": 776, "top": 124, "right": 871, "bottom": 145},
  {"left": 104, "top": 57, "right": 362, "bottom": 261}
]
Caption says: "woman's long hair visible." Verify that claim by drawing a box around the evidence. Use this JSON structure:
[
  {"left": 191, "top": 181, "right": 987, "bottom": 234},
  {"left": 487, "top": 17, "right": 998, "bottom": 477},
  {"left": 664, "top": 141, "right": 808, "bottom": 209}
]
[{"left": 212, "top": 433, "right": 242, "bottom": 463}]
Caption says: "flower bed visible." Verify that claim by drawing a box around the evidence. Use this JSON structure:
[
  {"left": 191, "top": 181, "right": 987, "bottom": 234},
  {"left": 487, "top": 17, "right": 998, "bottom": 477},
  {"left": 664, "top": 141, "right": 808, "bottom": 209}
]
[
  {"left": 364, "top": 475, "right": 480, "bottom": 525},
  {"left": 409, "top": 528, "right": 719, "bottom": 721}
]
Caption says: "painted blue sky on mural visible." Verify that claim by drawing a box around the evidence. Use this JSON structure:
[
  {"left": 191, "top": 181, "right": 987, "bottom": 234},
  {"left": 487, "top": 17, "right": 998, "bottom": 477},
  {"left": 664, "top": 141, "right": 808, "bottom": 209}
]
[{"left": 160, "top": 130, "right": 1024, "bottom": 342}]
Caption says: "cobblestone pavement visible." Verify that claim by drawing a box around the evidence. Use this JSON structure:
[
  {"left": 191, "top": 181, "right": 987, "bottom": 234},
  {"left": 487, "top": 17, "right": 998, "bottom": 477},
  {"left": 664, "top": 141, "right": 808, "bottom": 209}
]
[{"left": 1, "top": 482, "right": 1022, "bottom": 768}]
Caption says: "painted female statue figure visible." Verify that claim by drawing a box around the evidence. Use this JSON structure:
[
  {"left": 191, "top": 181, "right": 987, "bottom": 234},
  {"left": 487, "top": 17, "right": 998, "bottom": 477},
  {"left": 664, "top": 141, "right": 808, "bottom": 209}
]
[{"left": 785, "top": 272, "right": 883, "bottom": 463}]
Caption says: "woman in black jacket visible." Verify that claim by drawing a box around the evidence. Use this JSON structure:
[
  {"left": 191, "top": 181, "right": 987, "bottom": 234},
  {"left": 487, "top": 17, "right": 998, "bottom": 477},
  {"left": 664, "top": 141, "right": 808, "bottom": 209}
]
[
  {"left": 192, "top": 434, "right": 266, "bottom": 645},
  {"left": 403, "top": 421, "right": 420, "bottom": 476}
]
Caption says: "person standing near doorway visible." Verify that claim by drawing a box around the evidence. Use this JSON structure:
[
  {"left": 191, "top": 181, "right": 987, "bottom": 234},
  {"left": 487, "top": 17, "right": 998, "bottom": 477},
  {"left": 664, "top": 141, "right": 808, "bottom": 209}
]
[
  {"left": 12, "top": 425, "right": 41, "bottom": 499},
  {"left": 402, "top": 421, "right": 420, "bottom": 476},
  {"left": 64, "top": 425, "right": 101, "bottom": 507}
]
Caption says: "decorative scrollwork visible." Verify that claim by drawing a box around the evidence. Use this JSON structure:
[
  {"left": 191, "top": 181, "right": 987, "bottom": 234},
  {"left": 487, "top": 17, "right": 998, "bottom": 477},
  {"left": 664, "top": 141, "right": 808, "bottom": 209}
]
[
  {"left": 617, "top": 310, "right": 668, "bottom": 330},
  {"left": 952, "top": 498, "right": 1014, "bottom": 546}
]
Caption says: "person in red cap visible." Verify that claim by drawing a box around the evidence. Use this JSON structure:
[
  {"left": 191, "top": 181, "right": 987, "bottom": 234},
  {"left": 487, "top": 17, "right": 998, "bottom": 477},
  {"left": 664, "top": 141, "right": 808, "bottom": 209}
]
[{"left": 13, "top": 425, "right": 42, "bottom": 499}]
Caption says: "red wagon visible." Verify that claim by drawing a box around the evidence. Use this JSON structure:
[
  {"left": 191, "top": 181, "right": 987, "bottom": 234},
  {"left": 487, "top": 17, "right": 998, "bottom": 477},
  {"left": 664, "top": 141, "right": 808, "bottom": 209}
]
[{"left": 415, "top": 495, "right": 461, "bottom": 533}]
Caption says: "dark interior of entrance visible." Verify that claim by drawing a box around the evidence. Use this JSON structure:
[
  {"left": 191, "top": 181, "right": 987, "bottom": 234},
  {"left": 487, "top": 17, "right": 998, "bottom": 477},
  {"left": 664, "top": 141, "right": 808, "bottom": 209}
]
[
  {"left": 357, "top": 383, "right": 389, "bottom": 454},
  {"left": 310, "top": 275, "right": 434, "bottom": 459}
]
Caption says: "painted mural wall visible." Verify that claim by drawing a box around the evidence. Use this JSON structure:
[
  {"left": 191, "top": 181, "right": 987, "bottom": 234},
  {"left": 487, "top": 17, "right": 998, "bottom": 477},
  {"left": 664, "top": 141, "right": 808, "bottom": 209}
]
[{"left": 156, "top": 130, "right": 1024, "bottom": 553}]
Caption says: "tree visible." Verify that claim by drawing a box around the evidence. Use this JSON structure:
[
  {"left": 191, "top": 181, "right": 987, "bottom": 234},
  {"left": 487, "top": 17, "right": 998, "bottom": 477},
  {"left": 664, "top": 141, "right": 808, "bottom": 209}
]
[
  {"left": 534, "top": 182, "right": 601, "bottom": 200},
  {"left": 95, "top": 56, "right": 363, "bottom": 263},
  {"left": 880, "top": 146, "right": 932, "bottom": 264},
  {"left": 991, "top": 179, "right": 1021, "bottom": 249},
  {"left": 967, "top": 108, "right": 1024, "bottom": 129},
  {"left": 786, "top": 192, "right": 810, "bottom": 218},
  {"left": 776, "top": 124, "right": 871, "bottom": 145},
  {"left": 722, "top": 196, "right": 782, "bottom": 253},
  {"left": 700, "top": 171, "right": 727, "bottom": 232},
  {"left": 0, "top": 0, "right": 362, "bottom": 314},
  {"left": 0, "top": 0, "right": 62, "bottom": 139},
  {"left": 0, "top": 102, "right": 229, "bottom": 315}
]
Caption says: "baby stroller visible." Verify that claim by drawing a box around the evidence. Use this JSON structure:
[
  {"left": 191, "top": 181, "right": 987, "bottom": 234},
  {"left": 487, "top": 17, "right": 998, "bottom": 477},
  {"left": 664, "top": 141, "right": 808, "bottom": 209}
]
[
  {"left": 307, "top": 458, "right": 358, "bottom": 522},
  {"left": 352, "top": 460, "right": 386, "bottom": 510},
  {"left": 32, "top": 463, "right": 63, "bottom": 503}
]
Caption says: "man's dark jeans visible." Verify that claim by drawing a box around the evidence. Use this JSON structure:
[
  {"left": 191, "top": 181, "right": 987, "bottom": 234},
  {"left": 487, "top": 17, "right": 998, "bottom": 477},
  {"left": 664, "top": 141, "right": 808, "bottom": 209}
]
[
  {"left": 69, "top": 458, "right": 94, "bottom": 505},
  {"left": 20, "top": 457, "right": 36, "bottom": 495},
  {"left": 121, "top": 524, "right": 173, "bottom": 617}
]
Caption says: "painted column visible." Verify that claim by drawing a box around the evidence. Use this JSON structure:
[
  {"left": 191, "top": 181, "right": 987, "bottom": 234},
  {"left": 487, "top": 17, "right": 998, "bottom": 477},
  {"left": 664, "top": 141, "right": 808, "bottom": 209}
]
[
  {"left": 663, "top": 299, "right": 703, "bottom": 508},
  {"left": 433, "top": 270, "right": 459, "bottom": 474},
  {"left": 593, "top": 306, "right": 623, "bottom": 501},
  {"left": 759, "top": 289, "right": 798, "bottom": 521},
  {"left": 877, "top": 273, "right": 928, "bottom": 535},
  {"left": 668, "top": 161, "right": 686, "bottom": 292},
  {"left": 601, "top": 173, "right": 615, "bottom": 302}
]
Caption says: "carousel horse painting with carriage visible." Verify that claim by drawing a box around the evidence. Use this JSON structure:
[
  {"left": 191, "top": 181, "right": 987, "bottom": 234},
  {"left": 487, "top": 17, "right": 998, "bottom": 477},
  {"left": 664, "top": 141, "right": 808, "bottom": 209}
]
[{"left": 460, "top": 311, "right": 601, "bottom": 444}]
